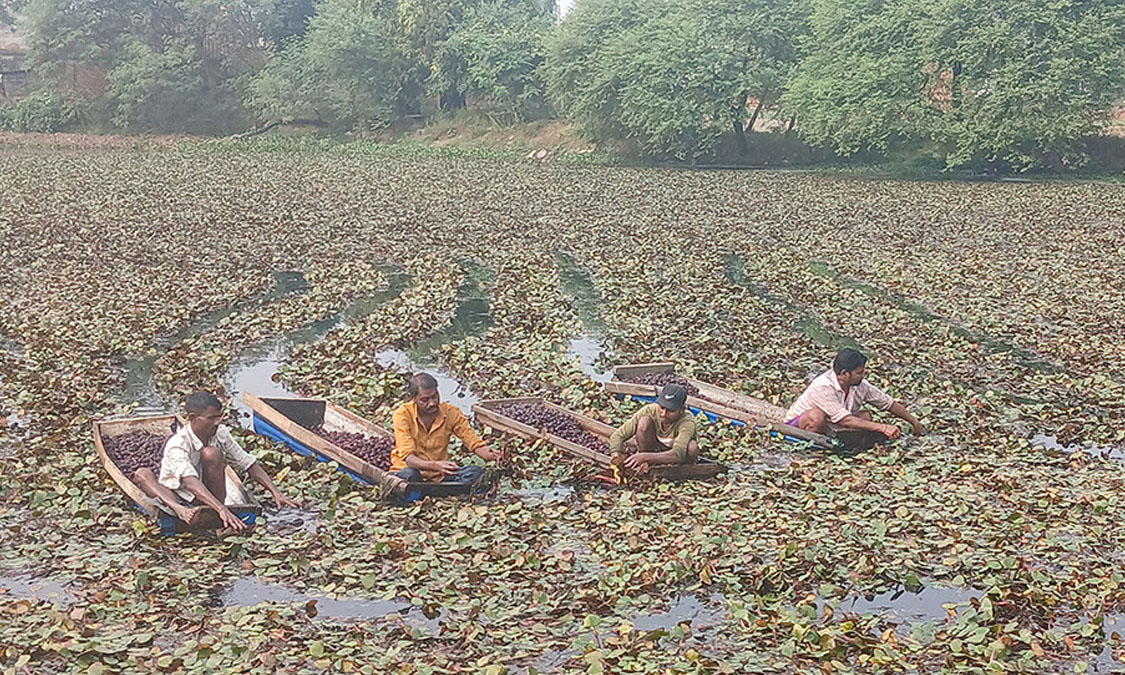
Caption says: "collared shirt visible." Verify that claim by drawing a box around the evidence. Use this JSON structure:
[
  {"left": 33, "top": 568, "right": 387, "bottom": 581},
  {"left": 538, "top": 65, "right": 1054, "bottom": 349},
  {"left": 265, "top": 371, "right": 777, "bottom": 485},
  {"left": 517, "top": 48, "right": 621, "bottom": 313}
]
[
  {"left": 785, "top": 368, "right": 895, "bottom": 428},
  {"left": 609, "top": 403, "right": 698, "bottom": 462},
  {"left": 159, "top": 423, "right": 257, "bottom": 503},
  {"left": 390, "top": 401, "right": 486, "bottom": 481}
]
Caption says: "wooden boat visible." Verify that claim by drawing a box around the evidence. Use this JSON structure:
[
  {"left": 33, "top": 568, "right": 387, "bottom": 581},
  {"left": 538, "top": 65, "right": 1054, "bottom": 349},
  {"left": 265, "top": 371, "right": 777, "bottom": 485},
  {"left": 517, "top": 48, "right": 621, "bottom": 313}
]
[
  {"left": 473, "top": 397, "right": 727, "bottom": 481},
  {"left": 603, "top": 362, "right": 884, "bottom": 451},
  {"left": 244, "top": 393, "right": 487, "bottom": 502},
  {"left": 94, "top": 414, "right": 261, "bottom": 535}
]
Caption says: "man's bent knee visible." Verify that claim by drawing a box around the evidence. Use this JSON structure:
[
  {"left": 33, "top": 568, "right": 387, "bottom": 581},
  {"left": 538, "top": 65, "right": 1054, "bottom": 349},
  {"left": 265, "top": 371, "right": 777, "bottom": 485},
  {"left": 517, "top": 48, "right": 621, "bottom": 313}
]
[
  {"left": 200, "top": 445, "right": 225, "bottom": 465},
  {"left": 799, "top": 408, "right": 829, "bottom": 434},
  {"left": 684, "top": 441, "right": 700, "bottom": 464},
  {"left": 456, "top": 465, "right": 484, "bottom": 484},
  {"left": 636, "top": 416, "right": 655, "bottom": 432},
  {"left": 395, "top": 467, "right": 423, "bottom": 482}
]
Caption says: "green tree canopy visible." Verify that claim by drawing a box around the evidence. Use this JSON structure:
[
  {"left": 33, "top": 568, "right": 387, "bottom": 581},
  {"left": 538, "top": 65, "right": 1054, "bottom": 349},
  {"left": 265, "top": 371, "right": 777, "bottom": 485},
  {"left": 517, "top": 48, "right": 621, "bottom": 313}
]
[
  {"left": 545, "top": 0, "right": 809, "bottom": 159},
  {"left": 433, "top": 0, "right": 552, "bottom": 121},
  {"left": 785, "top": 0, "right": 1125, "bottom": 169}
]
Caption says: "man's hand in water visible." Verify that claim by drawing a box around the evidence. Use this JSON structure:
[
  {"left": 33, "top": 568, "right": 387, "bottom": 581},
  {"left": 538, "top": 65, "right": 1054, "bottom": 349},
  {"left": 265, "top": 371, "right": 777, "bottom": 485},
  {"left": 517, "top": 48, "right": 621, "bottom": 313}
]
[
  {"left": 219, "top": 506, "right": 248, "bottom": 532},
  {"left": 271, "top": 491, "right": 301, "bottom": 509},
  {"left": 623, "top": 453, "right": 652, "bottom": 472},
  {"left": 475, "top": 445, "right": 500, "bottom": 461},
  {"left": 882, "top": 424, "right": 903, "bottom": 440}
]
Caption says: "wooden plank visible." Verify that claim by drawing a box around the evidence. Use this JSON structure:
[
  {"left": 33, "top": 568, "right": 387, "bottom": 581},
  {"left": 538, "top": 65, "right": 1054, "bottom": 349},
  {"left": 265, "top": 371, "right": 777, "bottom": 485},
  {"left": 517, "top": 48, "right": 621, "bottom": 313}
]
[
  {"left": 93, "top": 417, "right": 170, "bottom": 520},
  {"left": 610, "top": 362, "right": 676, "bottom": 379},
  {"left": 474, "top": 400, "right": 613, "bottom": 469},
  {"left": 604, "top": 362, "right": 840, "bottom": 450},
  {"left": 323, "top": 404, "right": 394, "bottom": 439},
  {"left": 245, "top": 393, "right": 406, "bottom": 495}
]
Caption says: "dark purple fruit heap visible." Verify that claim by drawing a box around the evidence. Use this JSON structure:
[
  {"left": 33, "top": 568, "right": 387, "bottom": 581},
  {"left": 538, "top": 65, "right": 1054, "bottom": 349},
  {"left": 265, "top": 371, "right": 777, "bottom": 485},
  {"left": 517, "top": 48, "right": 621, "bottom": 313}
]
[
  {"left": 494, "top": 403, "right": 611, "bottom": 455},
  {"left": 311, "top": 427, "right": 394, "bottom": 470},
  {"left": 104, "top": 430, "right": 168, "bottom": 478},
  {"left": 620, "top": 372, "right": 700, "bottom": 398}
]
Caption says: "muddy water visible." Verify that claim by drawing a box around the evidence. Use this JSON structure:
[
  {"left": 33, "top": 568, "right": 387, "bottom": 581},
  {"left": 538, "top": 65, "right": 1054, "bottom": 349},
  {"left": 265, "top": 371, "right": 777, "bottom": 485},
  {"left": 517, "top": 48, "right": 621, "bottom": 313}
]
[
  {"left": 218, "top": 576, "right": 441, "bottom": 630},
  {"left": 807, "top": 259, "right": 1062, "bottom": 373},
  {"left": 0, "top": 573, "right": 75, "bottom": 606},
  {"left": 556, "top": 253, "right": 615, "bottom": 382},
  {"left": 556, "top": 252, "right": 606, "bottom": 333},
  {"left": 630, "top": 593, "right": 728, "bottom": 632},
  {"left": 566, "top": 334, "right": 613, "bottom": 384},
  {"left": 1032, "top": 434, "right": 1125, "bottom": 463},
  {"left": 263, "top": 507, "right": 320, "bottom": 536},
  {"left": 820, "top": 583, "right": 980, "bottom": 637}
]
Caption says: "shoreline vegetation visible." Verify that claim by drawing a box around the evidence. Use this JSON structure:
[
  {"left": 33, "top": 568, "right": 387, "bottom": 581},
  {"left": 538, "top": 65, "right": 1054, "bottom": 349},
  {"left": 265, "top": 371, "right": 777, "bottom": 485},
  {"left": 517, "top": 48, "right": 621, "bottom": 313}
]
[{"left": 3, "top": 117, "right": 1124, "bottom": 183}]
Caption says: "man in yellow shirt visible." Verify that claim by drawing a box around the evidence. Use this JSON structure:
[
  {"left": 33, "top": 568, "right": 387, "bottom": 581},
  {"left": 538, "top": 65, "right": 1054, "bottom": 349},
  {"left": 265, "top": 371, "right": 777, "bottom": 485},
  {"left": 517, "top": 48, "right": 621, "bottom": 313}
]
[{"left": 390, "top": 373, "right": 499, "bottom": 483}]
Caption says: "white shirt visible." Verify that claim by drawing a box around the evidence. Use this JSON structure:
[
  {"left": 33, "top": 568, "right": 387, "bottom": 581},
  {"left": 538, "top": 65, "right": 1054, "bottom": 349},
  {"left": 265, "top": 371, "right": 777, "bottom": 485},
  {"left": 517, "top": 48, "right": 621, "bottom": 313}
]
[
  {"left": 785, "top": 368, "right": 895, "bottom": 428},
  {"left": 158, "top": 423, "right": 256, "bottom": 503}
]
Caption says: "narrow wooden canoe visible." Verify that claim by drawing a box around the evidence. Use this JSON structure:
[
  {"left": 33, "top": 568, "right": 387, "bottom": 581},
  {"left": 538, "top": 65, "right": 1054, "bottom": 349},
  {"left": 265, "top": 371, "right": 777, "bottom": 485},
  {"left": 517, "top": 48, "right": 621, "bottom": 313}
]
[
  {"left": 473, "top": 397, "right": 727, "bottom": 481},
  {"left": 93, "top": 414, "right": 261, "bottom": 535},
  {"left": 244, "top": 393, "right": 486, "bottom": 502},
  {"left": 604, "top": 362, "right": 883, "bottom": 451}
]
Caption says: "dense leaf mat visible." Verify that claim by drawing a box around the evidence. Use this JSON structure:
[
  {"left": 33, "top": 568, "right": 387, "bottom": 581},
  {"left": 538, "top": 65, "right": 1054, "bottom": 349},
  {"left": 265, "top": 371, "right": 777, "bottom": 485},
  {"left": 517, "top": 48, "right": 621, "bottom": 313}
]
[{"left": 1, "top": 144, "right": 1124, "bottom": 673}]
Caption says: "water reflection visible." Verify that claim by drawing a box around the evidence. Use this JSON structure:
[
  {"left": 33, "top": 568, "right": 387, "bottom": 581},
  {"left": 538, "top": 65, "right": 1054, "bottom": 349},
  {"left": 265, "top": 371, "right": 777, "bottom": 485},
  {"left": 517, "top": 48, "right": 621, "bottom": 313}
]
[
  {"left": 219, "top": 576, "right": 442, "bottom": 631},
  {"left": 565, "top": 334, "right": 612, "bottom": 383},
  {"left": 0, "top": 573, "right": 75, "bottom": 606},
  {"left": 1032, "top": 434, "right": 1125, "bottom": 463}
]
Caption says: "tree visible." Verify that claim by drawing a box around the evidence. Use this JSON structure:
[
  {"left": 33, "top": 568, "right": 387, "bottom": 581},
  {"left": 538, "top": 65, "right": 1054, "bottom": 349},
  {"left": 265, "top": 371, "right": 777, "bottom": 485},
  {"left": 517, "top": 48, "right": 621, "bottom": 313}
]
[
  {"left": 20, "top": 0, "right": 284, "bottom": 131},
  {"left": 785, "top": 0, "right": 1125, "bottom": 169},
  {"left": 433, "top": 0, "right": 552, "bottom": 121},
  {"left": 245, "top": 0, "right": 419, "bottom": 128},
  {"left": 544, "top": 0, "right": 675, "bottom": 149},
  {"left": 545, "top": 0, "right": 809, "bottom": 159},
  {"left": 106, "top": 38, "right": 208, "bottom": 131}
]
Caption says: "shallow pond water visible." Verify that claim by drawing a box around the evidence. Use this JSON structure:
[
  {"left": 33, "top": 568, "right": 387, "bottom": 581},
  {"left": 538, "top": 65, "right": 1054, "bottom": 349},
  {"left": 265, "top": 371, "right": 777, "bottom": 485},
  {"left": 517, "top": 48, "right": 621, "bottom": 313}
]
[
  {"left": 218, "top": 576, "right": 442, "bottom": 631},
  {"left": 834, "top": 584, "right": 979, "bottom": 623},
  {"left": 0, "top": 573, "right": 76, "bottom": 606},
  {"left": 225, "top": 266, "right": 412, "bottom": 426},
  {"left": 373, "top": 347, "right": 479, "bottom": 416},
  {"left": 722, "top": 253, "right": 859, "bottom": 350},
  {"left": 122, "top": 270, "right": 313, "bottom": 410},
  {"left": 370, "top": 259, "right": 493, "bottom": 415},
  {"left": 630, "top": 592, "right": 728, "bottom": 632},
  {"left": 263, "top": 507, "right": 320, "bottom": 535},
  {"left": 565, "top": 334, "right": 613, "bottom": 384},
  {"left": 506, "top": 483, "right": 578, "bottom": 505},
  {"left": 1032, "top": 434, "right": 1125, "bottom": 463},
  {"left": 556, "top": 252, "right": 606, "bottom": 333}
]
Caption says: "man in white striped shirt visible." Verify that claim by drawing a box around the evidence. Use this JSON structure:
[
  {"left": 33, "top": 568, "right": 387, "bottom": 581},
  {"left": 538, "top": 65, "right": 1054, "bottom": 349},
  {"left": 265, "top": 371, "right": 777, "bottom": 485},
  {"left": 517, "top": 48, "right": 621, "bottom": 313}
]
[{"left": 785, "top": 349, "right": 926, "bottom": 440}]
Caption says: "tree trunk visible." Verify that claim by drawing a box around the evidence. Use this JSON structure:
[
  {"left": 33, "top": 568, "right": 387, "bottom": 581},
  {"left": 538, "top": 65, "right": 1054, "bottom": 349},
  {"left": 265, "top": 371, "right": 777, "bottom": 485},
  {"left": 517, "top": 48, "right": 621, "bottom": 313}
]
[
  {"left": 747, "top": 98, "right": 765, "bottom": 134},
  {"left": 440, "top": 89, "right": 466, "bottom": 111},
  {"left": 785, "top": 116, "right": 796, "bottom": 135},
  {"left": 732, "top": 91, "right": 748, "bottom": 155},
  {"left": 950, "top": 62, "right": 963, "bottom": 111}
]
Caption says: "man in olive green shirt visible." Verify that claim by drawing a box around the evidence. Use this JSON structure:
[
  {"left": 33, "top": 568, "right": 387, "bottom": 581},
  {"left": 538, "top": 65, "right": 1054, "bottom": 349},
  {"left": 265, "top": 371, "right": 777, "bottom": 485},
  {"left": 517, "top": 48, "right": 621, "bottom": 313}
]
[{"left": 610, "top": 384, "right": 700, "bottom": 471}]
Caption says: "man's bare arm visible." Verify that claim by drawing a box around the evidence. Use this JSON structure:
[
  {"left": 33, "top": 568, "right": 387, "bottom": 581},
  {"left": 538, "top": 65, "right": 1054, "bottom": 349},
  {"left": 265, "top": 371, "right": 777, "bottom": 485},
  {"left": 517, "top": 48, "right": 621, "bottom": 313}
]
[
  {"left": 837, "top": 413, "right": 902, "bottom": 439},
  {"left": 887, "top": 401, "right": 925, "bottom": 435}
]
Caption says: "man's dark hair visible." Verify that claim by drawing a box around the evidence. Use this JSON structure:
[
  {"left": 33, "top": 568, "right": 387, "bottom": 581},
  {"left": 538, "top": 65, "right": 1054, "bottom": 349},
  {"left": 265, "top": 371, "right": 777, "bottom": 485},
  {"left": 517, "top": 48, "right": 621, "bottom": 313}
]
[
  {"left": 833, "top": 348, "right": 868, "bottom": 374},
  {"left": 185, "top": 390, "right": 223, "bottom": 415},
  {"left": 407, "top": 373, "right": 439, "bottom": 397}
]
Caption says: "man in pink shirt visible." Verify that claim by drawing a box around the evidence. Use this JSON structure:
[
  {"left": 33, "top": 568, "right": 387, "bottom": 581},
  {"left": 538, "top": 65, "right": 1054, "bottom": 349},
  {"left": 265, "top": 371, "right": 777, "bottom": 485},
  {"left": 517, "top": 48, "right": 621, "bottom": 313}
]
[{"left": 785, "top": 348, "right": 925, "bottom": 440}]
